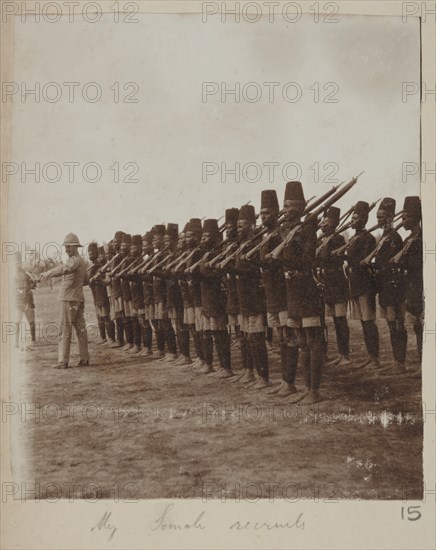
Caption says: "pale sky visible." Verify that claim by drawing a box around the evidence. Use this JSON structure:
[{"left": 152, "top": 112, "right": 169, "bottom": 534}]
[{"left": 7, "top": 12, "right": 420, "bottom": 254}]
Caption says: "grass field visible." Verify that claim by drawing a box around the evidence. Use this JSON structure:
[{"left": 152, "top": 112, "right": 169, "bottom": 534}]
[{"left": 13, "top": 285, "right": 423, "bottom": 501}]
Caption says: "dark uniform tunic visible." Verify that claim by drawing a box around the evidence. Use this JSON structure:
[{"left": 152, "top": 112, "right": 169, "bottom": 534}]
[
  {"left": 282, "top": 222, "right": 322, "bottom": 319},
  {"left": 200, "top": 259, "right": 227, "bottom": 318},
  {"left": 345, "top": 230, "right": 376, "bottom": 299},
  {"left": 234, "top": 247, "right": 265, "bottom": 317},
  {"left": 120, "top": 257, "right": 133, "bottom": 304},
  {"left": 316, "top": 233, "right": 348, "bottom": 306},
  {"left": 259, "top": 230, "right": 288, "bottom": 313},
  {"left": 185, "top": 249, "right": 203, "bottom": 308},
  {"left": 111, "top": 255, "right": 124, "bottom": 300},
  {"left": 401, "top": 231, "right": 423, "bottom": 317},
  {"left": 372, "top": 229, "right": 404, "bottom": 310},
  {"left": 89, "top": 261, "right": 110, "bottom": 308}
]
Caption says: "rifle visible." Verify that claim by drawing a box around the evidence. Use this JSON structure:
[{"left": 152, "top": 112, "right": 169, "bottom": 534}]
[
  {"left": 148, "top": 251, "right": 174, "bottom": 275},
  {"left": 89, "top": 252, "right": 121, "bottom": 283},
  {"left": 117, "top": 256, "right": 143, "bottom": 277},
  {"left": 270, "top": 173, "right": 362, "bottom": 260},
  {"left": 316, "top": 199, "right": 382, "bottom": 255},
  {"left": 360, "top": 219, "right": 405, "bottom": 265},
  {"left": 138, "top": 249, "right": 166, "bottom": 275},
  {"left": 389, "top": 227, "right": 421, "bottom": 265},
  {"left": 243, "top": 211, "right": 287, "bottom": 260}
]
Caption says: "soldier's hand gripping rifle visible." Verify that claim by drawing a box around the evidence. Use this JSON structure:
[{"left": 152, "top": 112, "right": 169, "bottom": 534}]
[
  {"left": 270, "top": 174, "right": 362, "bottom": 260},
  {"left": 242, "top": 186, "right": 344, "bottom": 262},
  {"left": 360, "top": 214, "right": 405, "bottom": 265},
  {"left": 138, "top": 249, "right": 166, "bottom": 275},
  {"left": 89, "top": 252, "right": 121, "bottom": 283},
  {"left": 316, "top": 198, "right": 381, "bottom": 256},
  {"left": 116, "top": 256, "right": 144, "bottom": 278}
]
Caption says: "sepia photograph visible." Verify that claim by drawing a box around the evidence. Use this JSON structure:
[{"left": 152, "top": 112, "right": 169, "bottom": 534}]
[{"left": 1, "top": 1, "right": 435, "bottom": 549}]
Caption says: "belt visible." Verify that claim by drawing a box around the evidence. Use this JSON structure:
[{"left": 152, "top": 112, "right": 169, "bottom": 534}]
[
  {"left": 319, "top": 267, "right": 343, "bottom": 275},
  {"left": 284, "top": 270, "right": 310, "bottom": 278}
]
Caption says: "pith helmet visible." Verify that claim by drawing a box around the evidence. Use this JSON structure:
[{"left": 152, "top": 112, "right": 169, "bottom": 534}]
[{"left": 63, "top": 233, "right": 82, "bottom": 247}]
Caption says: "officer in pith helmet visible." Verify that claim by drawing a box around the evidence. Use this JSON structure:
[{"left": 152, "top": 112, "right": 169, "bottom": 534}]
[{"left": 40, "top": 233, "right": 89, "bottom": 368}]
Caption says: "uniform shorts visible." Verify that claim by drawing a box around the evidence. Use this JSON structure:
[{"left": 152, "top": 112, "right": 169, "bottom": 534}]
[
  {"left": 227, "top": 313, "right": 239, "bottom": 327},
  {"left": 350, "top": 293, "right": 375, "bottom": 321},
  {"left": 194, "top": 306, "right": 203, "bottom": 332},
  {"left": 238, "top": 313, "right": 265, "bottom": 334},
  {"left": 287, "top": 316, "right": 322, "bottom": 328},
  {"left": 138, "top": 308, "right": 145, "bottom": 315},
  {"left": 267, "top": 310, "right": 288, "bottom": 328},
  {"left": 144, "top": 304, "right": 154, "bottom": 321},
  {"left": 114, "top": 297, "right": 124, "bottom": 318},
  {"left": 154, "top": 301, "right": 168, "bottom": 320},
  {"left": 201, "top": 314, "right": 227, "bottom": 331},
  {"left": 123, "top": 299, "right": 132, "bottom": 317},
  {"left": 183, "top": 307, "right": 195, "bottom": 325},
  {"left": 325, "top": 302, "right": 348, "bottom": 318},
  {"left": 379, "top": 302, "right": 406, "bottom": 322},
  {"left": 168, "top": 307, "right": 183, "bottom": 321},
  {"left": 94, "top": 305, "right": 109, "bottom": 318}
]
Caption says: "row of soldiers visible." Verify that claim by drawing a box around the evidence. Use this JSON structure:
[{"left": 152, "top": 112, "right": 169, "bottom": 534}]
[{"left": 87, "top": 180, "right": 423, "bottom": 405}]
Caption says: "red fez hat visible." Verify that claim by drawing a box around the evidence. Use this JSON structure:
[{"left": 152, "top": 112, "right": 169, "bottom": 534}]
[
  {"left": 377, "top": 197, "right": 396, "bottom": 216},
  {"left": 403, "top": 196, "right": 421, "bottom": 220},
  {"left": 187, "top": 218, "right": 202, "bottom": 233},
  {"left": 166, "top": 223, "right": 179, "bottom": 238},
  {"left": 88, "top": 241, "right": 98, "bottom": 254},
  {"left": 132, "top": 234, "right": 142, "bottom": 247},
  {"left": 284, "top": 181, "right": 305, "bottom": 202},
  {"left": 354, "top": 201, "right": 370, "bottom": 218},
  {"left": 122, "top": 233, "right": 132, "bottom": 245},
  {"left": 153, "top": 225, "right": 165, "bottom": 236},
  {"left": 238, "top": 204, "right": 256, "bottom": 224},
  {"left": 225, "top": 208, "right": 239, "bottom": 226},
  {"left": 261, "top": 190, "right": 279, "bottom": 212},
  {"left": 324, "top": 206, "right": 340, "bottom": 225},
  {"left": 203, "top": 219, "right": 220, "bottom": 234}
]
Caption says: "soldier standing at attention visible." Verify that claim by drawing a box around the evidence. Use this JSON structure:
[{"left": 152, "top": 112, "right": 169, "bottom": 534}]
[
  {"left": 40, "top": 233, "right": 89, "bottom": 369},
  {"left": 232, "top": 204, "right": 270, "bottom": 390},
  {"left": 118, "top": 233, "right": 135, "bottom": 352},
  {"left": 139, "top": 231, "right": 156, "bottom": 357},
  {"left": 317, "top": 207, "right": 350, "bottom": 367},
  {"left": 180, "top": 219, "right": 205, "bottom": 370},
  {"left": 338, "top": 201, "right": 380, "bottom": 370},
  {"left": 254, "top": 190, "right": 290, "bottom": 396},
  {"left": 199, "top": 219, "right": 232, "bottom": 377},
  {"left": 369, "top": 198, "right": 407, "bottom": 373},
  {"left": 110, "top": 231, "right": 126, "bottom": 349},
  {"left": 88, "top": 242, "right": 114, "bottom": 346},
  {"left": 222, "top": 208, "right": 241, "bottom": 351},
  {"left": 128, "top": 234, "right": 146, "bottom": 354},
  {"left": 397, "top": 196, "right": 423, "bottom": 373},
  {"left": 278, "top": 181, "right": 323, "bottom": 405},
  {"left": 98, "top": 245, "right": 116, "bottom": 345},
  {"left": 157, "top": 224, "right": 179, "bottom": 363}
]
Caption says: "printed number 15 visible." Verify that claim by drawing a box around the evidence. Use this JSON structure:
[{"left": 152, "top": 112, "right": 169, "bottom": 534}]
[{"left": 401, "top": 506, "right": 422, "bottom": 521}]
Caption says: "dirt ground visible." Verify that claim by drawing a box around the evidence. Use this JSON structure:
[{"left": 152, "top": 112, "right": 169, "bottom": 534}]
[{"left": 14, "top": 285, "right": 423, "bottom": 501}]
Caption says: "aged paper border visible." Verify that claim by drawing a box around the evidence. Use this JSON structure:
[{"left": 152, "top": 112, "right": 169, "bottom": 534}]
[{"left": 1, "top": 1, "right": 435, "bottom": 548}]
